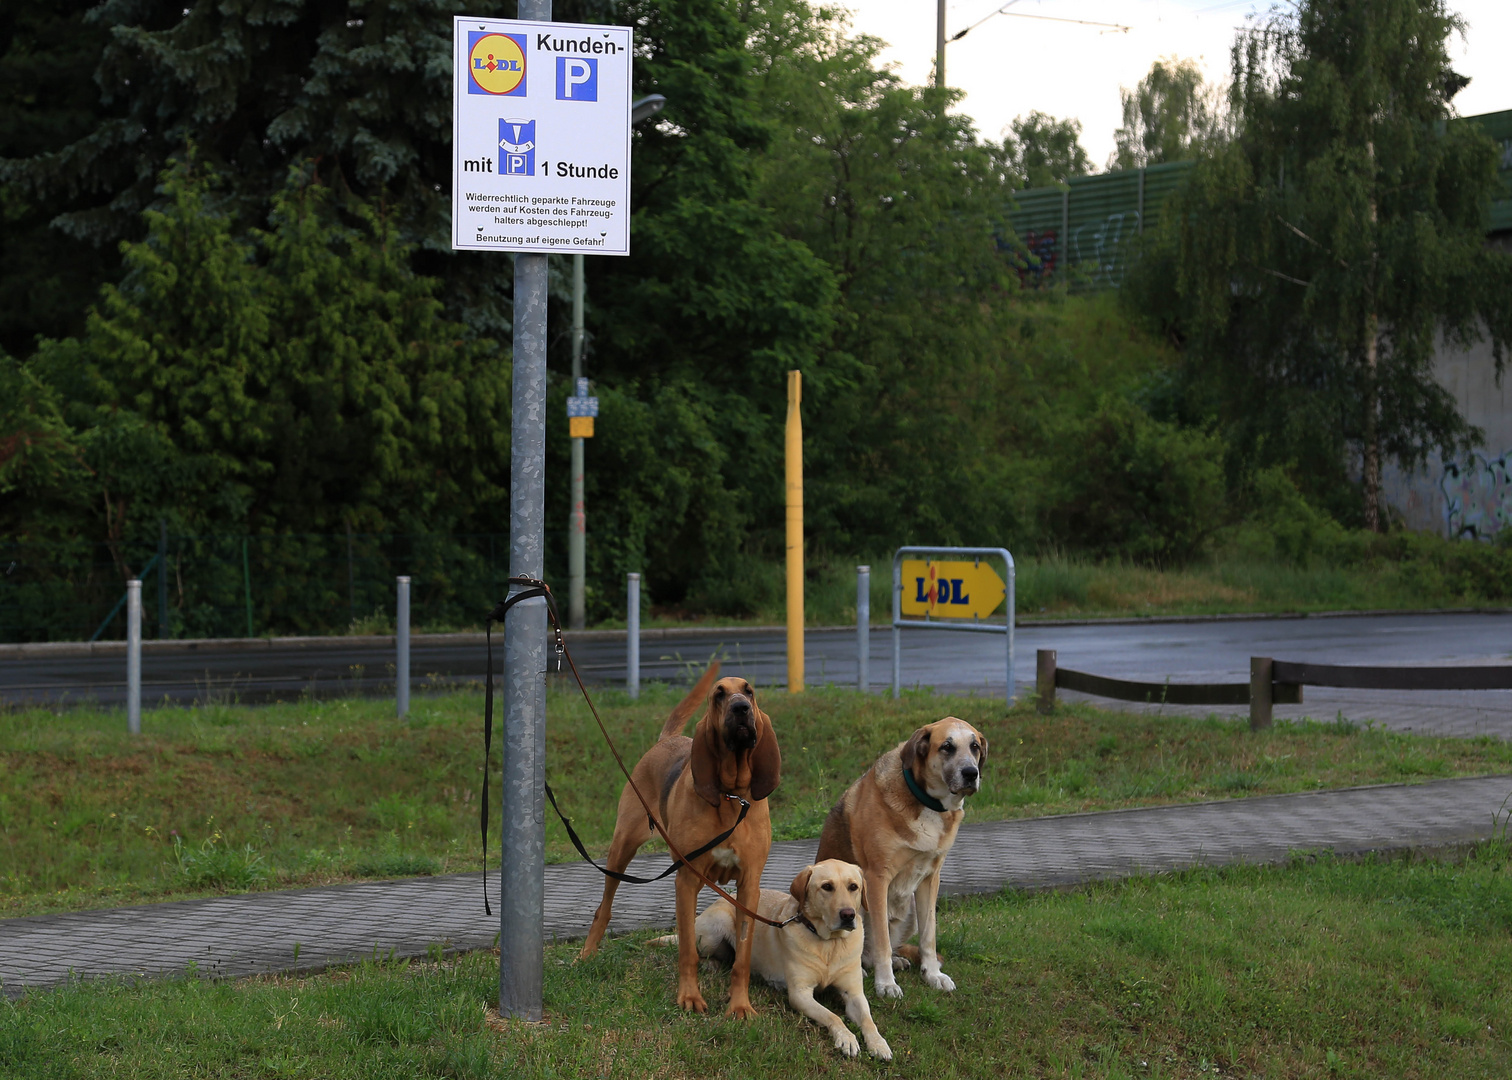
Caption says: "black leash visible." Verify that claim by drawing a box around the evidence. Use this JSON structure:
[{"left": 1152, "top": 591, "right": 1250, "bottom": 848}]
[
  {"left": 481, "top": 577, "right": 558, "bottom": 917},
  {"left": 482, "top": 576, "right": 791, "bottom": 927},
  {"left": 544, "top": 783, "right": 749, "bottom": 884}
]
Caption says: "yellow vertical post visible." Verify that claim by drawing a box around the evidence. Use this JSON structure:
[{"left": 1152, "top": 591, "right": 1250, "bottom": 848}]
[{"left": 786, "top": 370, "right": 804, "bottom": 693}]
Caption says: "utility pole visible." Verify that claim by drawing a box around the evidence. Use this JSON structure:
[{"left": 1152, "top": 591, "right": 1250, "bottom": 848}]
[
  {"left": 936, "top": 0, "right": 946, "bottom": 87},
  {"left": 568, "top": 254, "right": 587, "bottom": 630}
]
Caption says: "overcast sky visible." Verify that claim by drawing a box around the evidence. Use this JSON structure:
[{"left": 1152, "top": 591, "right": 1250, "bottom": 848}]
[{"left": 839, "top": 0, "right": 1512, "bottom": 169}]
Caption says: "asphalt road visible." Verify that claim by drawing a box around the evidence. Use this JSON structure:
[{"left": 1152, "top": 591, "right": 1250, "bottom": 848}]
[{"left": 3, "top": 612, "right": 1509, "bottom": 718}]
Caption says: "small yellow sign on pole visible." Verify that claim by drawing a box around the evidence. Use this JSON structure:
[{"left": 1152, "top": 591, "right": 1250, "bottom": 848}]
[
  {"left": 899, "top": 559, "right": 1006, "bottom": 619},
  {"left": 569, "top": 416, "right": 595, "bottom": 438}
]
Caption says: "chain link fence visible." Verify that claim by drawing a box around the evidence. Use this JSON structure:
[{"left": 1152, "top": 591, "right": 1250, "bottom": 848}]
[{"left": 0, "top": 532, "right": 512, "bottom": 643}]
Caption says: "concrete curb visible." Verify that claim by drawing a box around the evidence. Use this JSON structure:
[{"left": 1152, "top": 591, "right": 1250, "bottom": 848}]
[{"left": 4, "top": 606, "right": 1508, "bottom": 661}]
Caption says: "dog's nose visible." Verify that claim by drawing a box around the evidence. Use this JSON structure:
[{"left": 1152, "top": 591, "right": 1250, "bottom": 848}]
[
  {"left": 962, "top": 766, "right": 979, "bottom": 785},
  {"left": 839, "top": 907, "right": 856, "bottom": 922},
  {"left": 730, "top": 698, "right": 751, "bottom": 716}
]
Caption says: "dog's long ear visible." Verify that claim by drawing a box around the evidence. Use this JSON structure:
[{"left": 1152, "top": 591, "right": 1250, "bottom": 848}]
[
  {"left": 856, "top": 873, "right": 868, "bottom": 912},
  {"left": 748, "top": 707, "right": 781, "bottom": 801},
  {"left": 975, "top": 728, "right": 989, "bottom": 771},
  {"left": 790, "top": 866, "right": 814, "bottom": 907},
  {"left": 900, "top": 726, "right": 932, "bottom": 773},
  {"left": 689, "top": 715, "right": 723, "bottom": 807}
]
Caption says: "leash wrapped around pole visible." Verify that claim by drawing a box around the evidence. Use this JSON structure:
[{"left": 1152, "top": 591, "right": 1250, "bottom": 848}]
[{"left": 481, "top": 577, "right": 803, "bottom": 930}]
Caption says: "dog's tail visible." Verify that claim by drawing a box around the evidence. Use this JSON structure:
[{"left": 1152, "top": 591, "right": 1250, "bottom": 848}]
[{"left": 659, "top": 661, "right": 720, "bottom": 740}]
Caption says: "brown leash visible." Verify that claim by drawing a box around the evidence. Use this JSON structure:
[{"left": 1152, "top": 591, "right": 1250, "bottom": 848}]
[{"left": 483, "top": 576, "right": 802, "bottom": 931}]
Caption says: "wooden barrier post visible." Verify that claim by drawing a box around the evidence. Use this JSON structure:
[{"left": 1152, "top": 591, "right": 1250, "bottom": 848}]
[
  {"left": 1036, "top": 649, "right": 1057, "bottom": 713},
  {"left": 1250, "top": 656, "right": 1273, "bottom": 730}
]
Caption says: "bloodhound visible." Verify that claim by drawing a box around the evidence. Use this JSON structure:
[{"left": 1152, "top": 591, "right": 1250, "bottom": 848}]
[
  {"left": 577, "top": 663, "right": 781, "bottom": 1017},
  {"left": 658, "top": 859, "right": 893, "bottom": 1060},
  {"left": 815, "top": 717, "right": 987, "bottom": 999}
]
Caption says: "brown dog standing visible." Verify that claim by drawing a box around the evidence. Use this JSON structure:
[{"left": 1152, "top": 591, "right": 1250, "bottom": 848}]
[
  {"left": 815, "top": 717, "right": 986, "bottom": 999},
  {"left": 577, "top": 663, "right": 781, "bottom": 1017}
]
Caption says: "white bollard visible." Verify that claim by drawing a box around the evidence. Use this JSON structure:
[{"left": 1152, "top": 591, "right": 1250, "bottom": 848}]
[
  {"left": 627, "top": 572, "right": 640, "bottom": 699},
  {"left": 127, "top": 579, "right": 142, "bottom": 734},
  {"left": 396, "top": 576, "right": 410, "bottom": 718}
]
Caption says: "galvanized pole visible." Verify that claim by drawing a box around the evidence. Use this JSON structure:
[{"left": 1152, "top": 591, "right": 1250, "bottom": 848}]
[
  {"left": 157, "top": 519, "right": 169, "bottom": 639},
  {"left": 856, "top": 565, "right": 870, "bottom": 692},
  {"left": 396, "top": 576, "right": 410, "bottom": 719},
  {"left": 1004, "top": 555, "right": 1016, "bottom": 706},
  {"left": 568, "top": 254, "right": 587, "bottom": 630},
  {"left": 785, "top": 371, "right": 804, "bottom": 693},
  {"left": 627, "top": 572, "right": 640, "bottom": 699},
  {"left": 499, "top": 0, "right": 552, "bottom": 1017},
  {"left": 127, "top": 579, "right": 142, "bottom": 734},
  {"left": 892, "top": 558, "right": 902, "bottom": 699}
]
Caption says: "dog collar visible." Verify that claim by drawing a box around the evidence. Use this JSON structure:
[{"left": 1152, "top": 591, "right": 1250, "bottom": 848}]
[
  {"left": 777, "top": 911, "right": 823, "bottom": 936},
  {"left": 903, "top": 767, "right": 948, "bottom": 813}
]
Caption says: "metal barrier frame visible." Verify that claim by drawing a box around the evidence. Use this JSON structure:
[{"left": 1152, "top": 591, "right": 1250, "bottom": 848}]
[{"left": 892, "top": 546, "right": 1016, "bottom": 704}]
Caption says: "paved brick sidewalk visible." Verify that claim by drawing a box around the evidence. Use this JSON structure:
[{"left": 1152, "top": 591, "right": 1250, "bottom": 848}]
[{"left": 4, "top": 774, "right": 1510, "bottom": 998}]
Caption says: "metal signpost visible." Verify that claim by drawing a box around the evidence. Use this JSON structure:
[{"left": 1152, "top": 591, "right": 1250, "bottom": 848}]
[
  {"left": 891, "top": 546, "right": 1016, "bottom": 705},
  {"left": 453, "top": 8, "right": 633, "bottom": 1022}
]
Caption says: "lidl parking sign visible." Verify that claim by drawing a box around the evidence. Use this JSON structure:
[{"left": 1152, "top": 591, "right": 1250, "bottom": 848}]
[{"left": 452, "top": 17, "right": 633, "bottom": 255}]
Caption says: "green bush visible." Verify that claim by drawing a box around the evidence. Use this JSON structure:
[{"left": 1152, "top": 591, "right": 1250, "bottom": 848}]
[{"left": 1048, "top": 398, "right": 1227, "bottom": 564}]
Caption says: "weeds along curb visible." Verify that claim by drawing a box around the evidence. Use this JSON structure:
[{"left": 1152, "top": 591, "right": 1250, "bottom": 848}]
[{"left": 4, "top": 606, "right": 1510, "bottom": 661}]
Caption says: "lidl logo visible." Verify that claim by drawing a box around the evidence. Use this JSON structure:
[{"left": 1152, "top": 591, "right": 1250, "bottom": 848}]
[
  {"left": 899, "top": 559, "right": 1006, "bottom": 620},
  {"left": 469, "top": 32, "right": 526, "bottom": 96},
  {"left": 499, "top": 119, "right": 537, "bottom": 175}
]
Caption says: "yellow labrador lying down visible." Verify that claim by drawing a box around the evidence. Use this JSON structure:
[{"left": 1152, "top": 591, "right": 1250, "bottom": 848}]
[{"left": 654, "top": 859, "right": 892, "bottom": 1060}]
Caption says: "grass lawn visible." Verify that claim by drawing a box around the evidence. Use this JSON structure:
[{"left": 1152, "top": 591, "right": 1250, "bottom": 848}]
[
  {"left": 6, "top": 846, "right": 1512, "bottom": 1078},
  {"left": 4, "top": 685, "right": 1511, "bottom": 918}
]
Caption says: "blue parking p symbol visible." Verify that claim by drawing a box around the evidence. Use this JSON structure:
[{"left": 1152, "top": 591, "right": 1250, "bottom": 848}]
[{"left": 556, "top": 56, "right": 598, "bottom": 101}]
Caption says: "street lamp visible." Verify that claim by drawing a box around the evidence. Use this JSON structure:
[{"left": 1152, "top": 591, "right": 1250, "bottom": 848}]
[{"left": 567, "top": 94, "right": 669, "bottom": 630}]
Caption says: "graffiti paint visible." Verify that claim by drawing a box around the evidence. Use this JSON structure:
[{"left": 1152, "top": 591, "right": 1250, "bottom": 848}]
[
  {"left": 1442, "top": 450, "right": 1512, "bottom": 540},
  {"left": 1017, "top": 230, "right": 1059, "bottom": 284},
  {"left": 1072, "top": 212, "right": 1140, "bottom": 288}
]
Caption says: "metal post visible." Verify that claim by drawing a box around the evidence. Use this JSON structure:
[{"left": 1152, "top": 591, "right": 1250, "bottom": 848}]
[
  {"left": 1250, "top": 656, "right": 1274, "bottom": 731},
  {"left": 1005, "top": 555, "right": 1016, "bottom": 705},
  {"left": 1036, "top": 649, "right": 1057, "bottom": 714},
  {"left": 500, "top": 192, "right": 551, "bottom": 1018},
  {"left": 785, "top": 371, "right": 804, "bottom": 693},
  {"left": 127, "top": 579, "right": 141, "bottom": 734},
  {"left": 892, "top": 557, "right": 902, "bottom": 699},
  {"left": 626, "top": 572, "right": 640, "bottom": 699},
  {"left": 935, "top": 0, "right": 946, "bottom": 88},
  {"left": 856, "top": 565, "right": 870, "bottom": 692},
  {"left": 396, "top": 576, "right": 410, "bottom": 719},
  {"left": 157, "top": 519, "right": 169, "bottom": 639},
  {"left": 569, "top": 253, "right": 587, "bottom": 631},
  {"left": 1060, "top": 187, "right": 1070, "bottom": 284},
  {"left": 242, "top": 538, "right": 254, "bottom": 638}
]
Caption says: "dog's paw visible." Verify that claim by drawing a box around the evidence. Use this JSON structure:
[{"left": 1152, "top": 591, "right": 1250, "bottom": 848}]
[
  {"left": 726, "top": 999, "right": 759, "bottom": 1020},
  {"left": 866, "top": 1033, "right": 894, "bottom": 1061},
  {"left": 890, "top": 954, "right": 912, "bottom": 972},
  {"left": 677, "top": 989, "right": 708, "bottom": 1013},
  {"left": 832, "top": 1027, "right": 861, "bottom": 1057},
  {"left": 874, "top": 979, "right": 904, "bottom": 1000},
  {"left": 924, "top": 970, "right": 956, "bottom": 992}
]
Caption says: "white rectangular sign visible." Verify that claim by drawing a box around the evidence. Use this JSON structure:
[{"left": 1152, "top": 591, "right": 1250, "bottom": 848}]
[{"left": 451, "top": 17, "right": 633, "bottom": 256}]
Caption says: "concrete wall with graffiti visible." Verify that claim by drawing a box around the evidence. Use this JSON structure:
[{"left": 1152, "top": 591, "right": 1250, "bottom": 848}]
[{"left": 1379, "top": 329, "right": 1512, "bottom": 541}]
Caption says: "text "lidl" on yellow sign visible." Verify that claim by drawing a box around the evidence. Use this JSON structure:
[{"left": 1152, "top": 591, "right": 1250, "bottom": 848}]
[{"left": 900, "top": 559, "right": 1006, "bottom": 620}]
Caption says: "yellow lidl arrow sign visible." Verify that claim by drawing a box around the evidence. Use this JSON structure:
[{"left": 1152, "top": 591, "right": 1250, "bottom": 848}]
[{"left": 900, "top": 559, "right": 1006, "bottom": 620}]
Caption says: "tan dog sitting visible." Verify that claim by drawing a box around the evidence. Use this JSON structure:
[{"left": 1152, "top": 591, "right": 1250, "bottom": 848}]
[
  {"left": 578, "top": 663, "right": 780, "bottom": 1018},
  {"left": 816, "top": 717, "right": 987, "bottom": 999},
  {"left": 658, "top": 860, "right": 892, "bottom": 1060}
]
